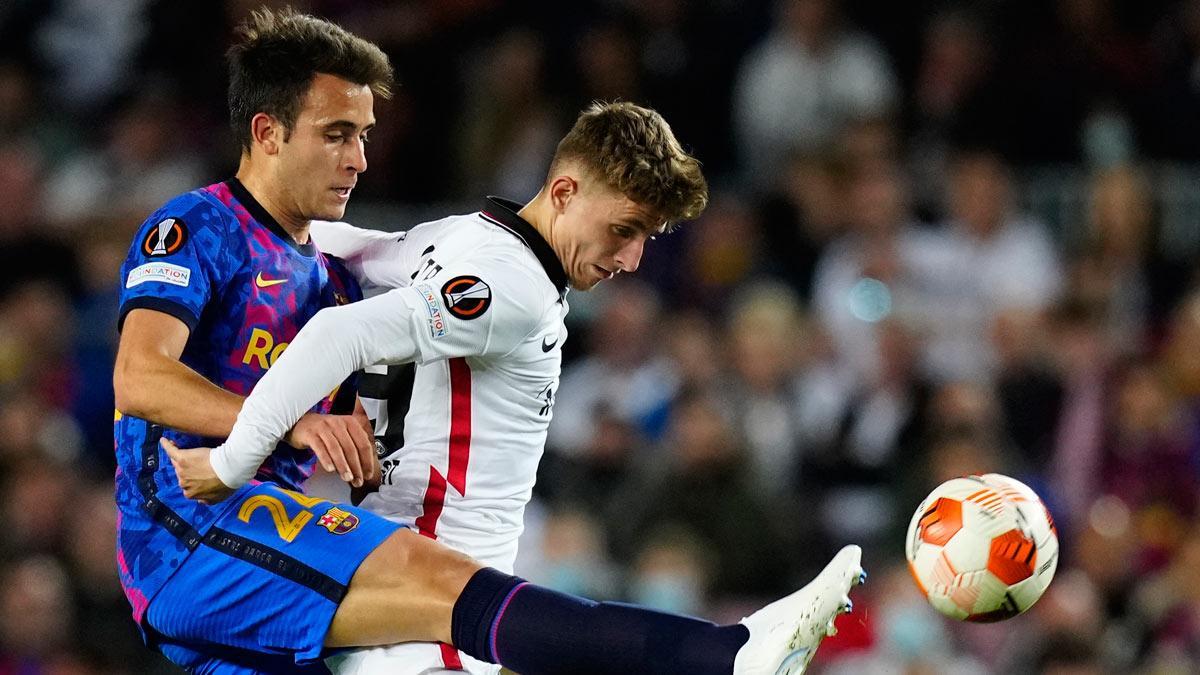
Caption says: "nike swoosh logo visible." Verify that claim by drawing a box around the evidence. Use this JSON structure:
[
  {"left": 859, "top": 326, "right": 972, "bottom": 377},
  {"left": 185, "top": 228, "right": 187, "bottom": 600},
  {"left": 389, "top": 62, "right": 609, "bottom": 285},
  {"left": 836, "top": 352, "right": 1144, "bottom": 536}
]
[
  {"left": 541, "top": 335, "right": 558, "bottom": 352},
  {"left": 255, "top": 272, "right": 287, "bottom": 288}
]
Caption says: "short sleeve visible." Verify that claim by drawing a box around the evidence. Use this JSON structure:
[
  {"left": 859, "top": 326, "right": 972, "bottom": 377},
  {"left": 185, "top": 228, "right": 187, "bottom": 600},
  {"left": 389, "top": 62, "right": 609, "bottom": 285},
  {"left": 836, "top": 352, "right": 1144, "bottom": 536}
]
[{"left": 117, "top": 193, "right": 232, "bottom": 333}]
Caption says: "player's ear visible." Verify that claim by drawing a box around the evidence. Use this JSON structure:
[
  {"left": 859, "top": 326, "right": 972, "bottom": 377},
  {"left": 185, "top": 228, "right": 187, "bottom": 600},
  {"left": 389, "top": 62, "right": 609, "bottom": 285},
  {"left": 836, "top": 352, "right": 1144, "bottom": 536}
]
[
  {"left": 250, "top": 112, "right": 282, "bottom": 156},
  {"left": 548, "top": 175, "right": 578, "bottom": 214}
]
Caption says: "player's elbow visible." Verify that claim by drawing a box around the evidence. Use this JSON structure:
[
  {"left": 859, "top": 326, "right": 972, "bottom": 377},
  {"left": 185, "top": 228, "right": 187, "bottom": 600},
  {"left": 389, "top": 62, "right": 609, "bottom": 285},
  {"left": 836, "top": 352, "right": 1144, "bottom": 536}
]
[
  {"left": 112, "top": 360, "right": 135, "bottom": 413},
  {"left": 305, "top": 305, "right": 376, "bottom": 368},
  {"left": 113, "top": 352, "right": 147, "bottom": 415}
]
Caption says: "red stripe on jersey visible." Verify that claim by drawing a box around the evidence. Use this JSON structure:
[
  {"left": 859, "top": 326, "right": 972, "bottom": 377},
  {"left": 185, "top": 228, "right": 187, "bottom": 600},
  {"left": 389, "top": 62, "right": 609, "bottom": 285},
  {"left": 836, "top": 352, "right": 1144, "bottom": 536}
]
[
  {"left": 415, "top": 466, "right": 447, "bottom": 539},
  {"left": 447, "top": 357, "right": 472, "bottom": 494},
  {"left": 416, "top": 358, "right": 473, "bottom": 667},
  {"left": 415, "top": 357, "right": 473, "bottom": 540},
  {"left": 440, "top": 643, "right": 464, "bottom": 669}
]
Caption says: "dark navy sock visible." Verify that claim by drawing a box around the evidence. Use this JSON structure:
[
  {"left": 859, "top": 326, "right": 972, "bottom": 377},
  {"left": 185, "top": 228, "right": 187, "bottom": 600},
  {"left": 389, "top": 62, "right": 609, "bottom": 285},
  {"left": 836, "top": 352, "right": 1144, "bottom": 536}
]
[{"left": 450, "top": 567, "right": 751, "bottom": 675}]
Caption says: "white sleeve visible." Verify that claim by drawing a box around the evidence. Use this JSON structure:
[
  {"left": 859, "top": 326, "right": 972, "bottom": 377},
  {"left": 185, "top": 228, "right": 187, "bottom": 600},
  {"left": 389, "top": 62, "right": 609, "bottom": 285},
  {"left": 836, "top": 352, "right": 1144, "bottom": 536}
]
[
  {"left": 209, "top": 288, "right": 425, "bottom": 487},
  {"left": 208, "top": 253, "right": 547, "bottom": 488},
  {"left": 400, "top": 255, "right": 548, "bottom": 363},
  {"left": 310, "top": 220, "right": 414, "bottom": 289}
]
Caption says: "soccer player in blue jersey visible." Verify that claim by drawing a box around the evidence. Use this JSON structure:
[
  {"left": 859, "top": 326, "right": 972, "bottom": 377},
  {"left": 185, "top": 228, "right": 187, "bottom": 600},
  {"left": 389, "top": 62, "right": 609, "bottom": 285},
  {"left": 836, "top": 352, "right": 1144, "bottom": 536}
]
[
  {"left": 113, "top": 8, "right": 391, "bottom": 673},
  {"left": 116, "top": 7, "right": 862, "bottom": 675}
]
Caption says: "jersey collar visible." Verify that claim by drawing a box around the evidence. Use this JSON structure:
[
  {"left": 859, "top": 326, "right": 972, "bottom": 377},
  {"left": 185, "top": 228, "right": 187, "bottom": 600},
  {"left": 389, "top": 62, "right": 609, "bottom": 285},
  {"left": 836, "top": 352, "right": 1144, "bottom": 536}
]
[
  {"left": 226, "top": 178, "right": 317, "bottom": 257},
  {"left": 480, "top": 196, "right": 569, "bottom": 296}
]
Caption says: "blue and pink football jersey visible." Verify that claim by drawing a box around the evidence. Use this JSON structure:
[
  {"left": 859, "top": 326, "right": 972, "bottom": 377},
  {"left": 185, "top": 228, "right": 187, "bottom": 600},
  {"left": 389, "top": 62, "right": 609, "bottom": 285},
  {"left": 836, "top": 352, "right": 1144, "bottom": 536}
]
[{"left": 114, "top": 178, "right": 362, "bottom": 623}]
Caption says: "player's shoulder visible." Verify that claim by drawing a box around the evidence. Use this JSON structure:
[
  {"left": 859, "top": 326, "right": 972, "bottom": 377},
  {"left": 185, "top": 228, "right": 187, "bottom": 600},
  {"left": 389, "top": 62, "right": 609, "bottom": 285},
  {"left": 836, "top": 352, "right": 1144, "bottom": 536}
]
[
  {"left": 126, "top": 184, "right": 237, "bottom": 262},
  {"left": 153, "top": 184, "right": 236, "bottom": 226},
  {"left": 135, "top": 184, "right": 237, "bottom": 242},
  {"left": 412, "top": 213, "right": 559, "bottom": 322},
  {"left": 418, "top": 213, "right": 551, "bottom": 279},
  {"left": 408, "top": 211, "right": 500, "bottom": 251},
  {"left": 471, "top": 217, "right": 560, "bottom": 301}
]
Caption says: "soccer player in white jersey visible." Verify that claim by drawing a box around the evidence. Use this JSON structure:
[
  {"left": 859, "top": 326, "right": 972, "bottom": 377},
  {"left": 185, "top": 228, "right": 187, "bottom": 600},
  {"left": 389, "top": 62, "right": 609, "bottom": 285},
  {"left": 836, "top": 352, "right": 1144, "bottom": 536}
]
[{"left": 166, "top": 101, "right": 864, "bottom": 675}]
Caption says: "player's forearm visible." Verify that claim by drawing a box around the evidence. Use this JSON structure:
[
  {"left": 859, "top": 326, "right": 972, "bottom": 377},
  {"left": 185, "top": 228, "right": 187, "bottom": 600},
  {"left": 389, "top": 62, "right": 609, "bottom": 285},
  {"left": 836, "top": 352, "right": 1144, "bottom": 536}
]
[
  {"left": 212, "top": 291, "right": 424, "bottom": 487},
  {"left": 114, "top": 354, "right": 243, "bottom": 437}
]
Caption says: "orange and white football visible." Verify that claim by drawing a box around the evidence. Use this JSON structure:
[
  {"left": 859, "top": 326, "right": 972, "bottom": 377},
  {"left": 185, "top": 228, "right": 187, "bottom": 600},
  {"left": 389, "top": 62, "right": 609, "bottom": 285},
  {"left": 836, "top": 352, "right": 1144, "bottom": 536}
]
[{"left": 905, "top": 473, "right": 1058, "bottom": 621}]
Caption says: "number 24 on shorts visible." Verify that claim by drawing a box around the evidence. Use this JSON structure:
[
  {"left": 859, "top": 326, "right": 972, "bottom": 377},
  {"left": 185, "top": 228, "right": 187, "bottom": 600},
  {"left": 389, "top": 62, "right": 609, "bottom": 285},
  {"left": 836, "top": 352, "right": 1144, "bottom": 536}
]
[{"left": 237, "top": 488, "right": 331, "bottom": 543}]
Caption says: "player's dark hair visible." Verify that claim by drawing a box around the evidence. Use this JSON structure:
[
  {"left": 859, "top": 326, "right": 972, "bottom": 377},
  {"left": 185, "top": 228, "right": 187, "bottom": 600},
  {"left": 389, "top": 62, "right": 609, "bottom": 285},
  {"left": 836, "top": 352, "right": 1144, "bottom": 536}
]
[
  {"left": 548, "top": 101, "right": 708, "bottom": 230},
  {"left": 227, "top": 6, "right": 393, "bottom": 154}
]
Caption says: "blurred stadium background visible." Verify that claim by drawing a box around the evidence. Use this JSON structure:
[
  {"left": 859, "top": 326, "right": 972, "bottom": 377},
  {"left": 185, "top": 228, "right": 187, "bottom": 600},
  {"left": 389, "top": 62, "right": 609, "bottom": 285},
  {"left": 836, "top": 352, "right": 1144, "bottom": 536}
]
[{"left": 3, "top": 0, "right": 1200, "bottom": 672}]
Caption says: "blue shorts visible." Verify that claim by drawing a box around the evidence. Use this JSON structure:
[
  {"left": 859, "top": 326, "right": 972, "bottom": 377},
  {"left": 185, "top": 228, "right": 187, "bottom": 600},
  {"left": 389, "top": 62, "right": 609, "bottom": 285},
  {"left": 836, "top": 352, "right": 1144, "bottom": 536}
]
[
  {"left": 144, "top": 482, "right": 400, "bottom": 673},
  {"left": 154, "top": 640, "right": 333, "bottom": 674}
]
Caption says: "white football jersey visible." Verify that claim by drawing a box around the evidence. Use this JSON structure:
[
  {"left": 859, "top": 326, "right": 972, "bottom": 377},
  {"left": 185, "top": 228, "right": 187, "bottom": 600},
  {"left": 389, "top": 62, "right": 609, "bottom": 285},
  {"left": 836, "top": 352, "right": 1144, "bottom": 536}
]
[{"left": 311, "top": 198, "right": 569, "bottom": 674}]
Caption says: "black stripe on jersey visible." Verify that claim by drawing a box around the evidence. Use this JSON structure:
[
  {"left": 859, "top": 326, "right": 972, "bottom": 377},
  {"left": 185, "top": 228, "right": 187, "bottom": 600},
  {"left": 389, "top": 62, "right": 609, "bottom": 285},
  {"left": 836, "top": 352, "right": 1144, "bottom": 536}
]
[
  {"left": 119, "top": 296, "right": 200, "bottom": 333},
  {"left": 202, "top": 527, "right": 347, "bottom": 603},
  {"left": 226, "top": 178, "right": 316, "bottom": 257},
  {"left": 359, "top": 363, "right": 417, "bottom": 455},
  {"left": 138, "top": 425, "right": 203, "bottom": 550},
  {"left": 481, "top": 196, "right": 569, "bottom": 296}
]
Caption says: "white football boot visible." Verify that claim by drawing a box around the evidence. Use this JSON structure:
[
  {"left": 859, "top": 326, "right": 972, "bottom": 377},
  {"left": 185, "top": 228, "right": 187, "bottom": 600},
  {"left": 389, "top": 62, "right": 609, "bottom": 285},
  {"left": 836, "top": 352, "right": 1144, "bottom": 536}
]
[{"left": 732, "top": 545, "right": 866, "bottom": 675}]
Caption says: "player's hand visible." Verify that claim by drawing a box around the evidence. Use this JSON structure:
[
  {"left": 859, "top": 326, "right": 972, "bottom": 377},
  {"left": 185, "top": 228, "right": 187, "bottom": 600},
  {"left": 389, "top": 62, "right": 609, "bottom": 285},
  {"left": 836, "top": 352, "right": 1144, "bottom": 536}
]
[
  {"left": 352, "top": 395, "right": 374, "bottom": 441},
  {"left": 350, "top": 396, "right": 384, "bottom": 504},
  {"left": 352, "top": 397, "right": 383, "bottom": 493},
  {"left": 161, "top": 438, "right": 236, "bottom": 504},
  {"left": 285, "top": 412, "right": 375, "bottom": 488}
]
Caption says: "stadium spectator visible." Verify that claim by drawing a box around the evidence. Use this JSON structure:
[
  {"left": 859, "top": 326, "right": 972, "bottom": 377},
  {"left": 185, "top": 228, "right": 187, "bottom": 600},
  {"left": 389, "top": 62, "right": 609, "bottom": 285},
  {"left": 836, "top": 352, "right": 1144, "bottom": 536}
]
[{"left": 733, "top": 0, "right": 897, "bottom": 186}]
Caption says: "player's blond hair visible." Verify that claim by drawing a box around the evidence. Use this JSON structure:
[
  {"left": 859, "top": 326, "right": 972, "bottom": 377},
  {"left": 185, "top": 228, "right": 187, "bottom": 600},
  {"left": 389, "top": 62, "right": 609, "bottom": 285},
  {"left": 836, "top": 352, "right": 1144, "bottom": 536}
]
[
  {"left": 227, "top": 6, "right": 393, "bottom": 152},
  {"left": 549, "top": 102, "right": 708, "bottom": 229}
]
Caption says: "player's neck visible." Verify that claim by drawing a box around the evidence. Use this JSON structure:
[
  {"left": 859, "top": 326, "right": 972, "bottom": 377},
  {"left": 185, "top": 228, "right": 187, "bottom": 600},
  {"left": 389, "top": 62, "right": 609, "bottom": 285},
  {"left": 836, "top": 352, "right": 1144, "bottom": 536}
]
[
  {"left": 518, "top": 192, "right": 557, "bottom": 257},
  {"left": 235, "top": 167, "right": 311, "bottom": 245}
]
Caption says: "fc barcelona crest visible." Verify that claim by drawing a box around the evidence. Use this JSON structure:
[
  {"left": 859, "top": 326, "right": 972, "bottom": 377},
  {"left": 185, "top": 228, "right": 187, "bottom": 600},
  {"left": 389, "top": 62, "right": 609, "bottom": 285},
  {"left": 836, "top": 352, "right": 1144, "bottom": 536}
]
[{"left": 317, "top": 506, "right": 359, "bottom": 535}]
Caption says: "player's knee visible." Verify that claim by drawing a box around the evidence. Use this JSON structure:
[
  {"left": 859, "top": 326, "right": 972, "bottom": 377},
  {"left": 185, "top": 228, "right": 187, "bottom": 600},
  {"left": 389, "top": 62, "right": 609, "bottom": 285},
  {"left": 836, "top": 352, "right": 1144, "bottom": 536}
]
[
  {"left": 332, "top": 529, "right": 480, "bottom": 647},
  {"left": 356, "top": 529, "right": 480, "bottom": 595},
  {"left": 369, "top": 529, "right": 420, "bottom": 575}
]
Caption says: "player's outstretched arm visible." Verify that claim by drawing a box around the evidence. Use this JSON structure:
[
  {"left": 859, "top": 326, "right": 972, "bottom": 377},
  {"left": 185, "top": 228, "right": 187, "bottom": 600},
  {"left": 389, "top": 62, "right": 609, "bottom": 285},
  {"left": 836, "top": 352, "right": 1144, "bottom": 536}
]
[
  {"left": 171, "top": 254, "right": 542, "bottom": 496},
  {"left": 161, "top": 409, "right": 376, "bottom": 504},
  {"left": 203, "top": 288, "right": 429, "bottom": 490}
]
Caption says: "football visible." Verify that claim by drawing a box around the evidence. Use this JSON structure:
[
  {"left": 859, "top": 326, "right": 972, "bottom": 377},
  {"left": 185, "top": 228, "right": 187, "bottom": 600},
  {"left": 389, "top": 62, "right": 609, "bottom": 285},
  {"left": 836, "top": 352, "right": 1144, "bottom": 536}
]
[{"left": 905, "top": 473, "right": 1059, "bottom": 622}]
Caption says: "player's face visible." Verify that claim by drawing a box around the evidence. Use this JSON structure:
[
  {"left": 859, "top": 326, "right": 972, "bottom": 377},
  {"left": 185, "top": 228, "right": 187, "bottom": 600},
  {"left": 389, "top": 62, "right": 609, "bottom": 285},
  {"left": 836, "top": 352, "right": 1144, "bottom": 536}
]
[
  {"left": 556, "top": 179, "right": 661, "bottom": 290},
  {"left": 277, "top": 73, "right": 375, "bottom": 222}
]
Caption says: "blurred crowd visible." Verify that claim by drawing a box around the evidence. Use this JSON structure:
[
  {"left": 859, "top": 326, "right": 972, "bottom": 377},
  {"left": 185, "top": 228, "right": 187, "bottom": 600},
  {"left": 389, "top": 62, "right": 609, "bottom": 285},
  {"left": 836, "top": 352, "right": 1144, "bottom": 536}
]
[{"left": 4, "top": 0, "right": 1200, "bottom": 673}]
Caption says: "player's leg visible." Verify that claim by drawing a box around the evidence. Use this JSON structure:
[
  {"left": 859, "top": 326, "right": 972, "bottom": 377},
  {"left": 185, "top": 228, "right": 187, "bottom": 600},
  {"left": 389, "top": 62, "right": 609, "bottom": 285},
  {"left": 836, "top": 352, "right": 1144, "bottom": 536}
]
[
  {"left": 143, "top": 483, "right": 402, "bottom": 672},
  {"left": 452, "top": 545, "right": 864, "bottom": 675},
  {"left": 324, "top": 527, "right": 481, "bottom": 647},
  {"left": 329, "top": 533, "right": 865, "bottom": 675}
]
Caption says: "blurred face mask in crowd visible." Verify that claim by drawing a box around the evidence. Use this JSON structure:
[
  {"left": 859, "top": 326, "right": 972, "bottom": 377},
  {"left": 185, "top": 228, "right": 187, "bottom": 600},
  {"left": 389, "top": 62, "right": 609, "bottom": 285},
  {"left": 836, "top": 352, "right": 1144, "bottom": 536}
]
[
  {"left": 878, "top": 598, "right": 947, "bottom": 659},
  {"left": 629, "top": 572, "right": 703, "bottom": 616}
]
